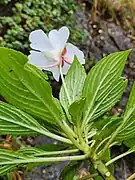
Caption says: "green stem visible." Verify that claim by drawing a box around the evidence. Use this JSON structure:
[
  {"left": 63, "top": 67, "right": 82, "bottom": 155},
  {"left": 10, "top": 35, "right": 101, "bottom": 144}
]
[
  {"left": 62, "top": 120, "right": 77, "bottom": 138},
  {"left": 0, "top": 154, "right": 87, "bottom": 166},
  {"left": 77, "top": 122, "right": 85, "bottom": 145},
  {"left": 106, "top": 150, "right": 134, "bottom": 166},
  {"left": 40, "top": 129, "right": 72, "bottom": 144},
  {"left": 35, "top": 149, "right": 79, "bottom": 157},
  {"left": 92, "top": 159, "right": 116, "bottom": 180},
  {"left": 59, "top": 65, "right": 71, "bottom": 104},
  {"left": 61, "top": 122, "right": 84, "bottom": 150}
]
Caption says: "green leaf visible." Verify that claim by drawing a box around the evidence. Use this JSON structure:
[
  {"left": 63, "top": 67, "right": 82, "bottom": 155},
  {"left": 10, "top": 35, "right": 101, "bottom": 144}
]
[
  {"left": 89, "top": 164, "right": 103, "bottom": 180},
  {"left": 0, "top": 48, "right": 61, "bottom": 124},
  {"left": 0, "top": 101, "right": 72, "bottom": 144},
  {"left": 100, "top": 149, "right": 114, "bottom": 174},
  {"left": 115, "top": 82, "right": 135, "bottom": 140},
  {"left": 60, "top": 57, "right": 86, "bottom": 118},
  {"left": 38, "top": 144, "right": 69, "bottom": 151},
  {"left": 0, "top": 149, "right": 84, "bottom": 176},
  {"left": 124, "top": 138, "right": 135, "bottom": 148},
  {"left": 60, "top": 162, "right": 80, "bottom": 180},
  {"left": 95, "top": 117, "right": 121, "bottom": 140},
  {"left": 116, "top": 115, "right": 135, "bottom": 140},
  {"left": 0, "top": 101, "right": 50, "bottom": 136},
  {"left": 18, "top": 147, "right": 44, "bottom": 156},
  {"left": 124, "top": 81, "right": 135, "bottom": 119},
  {"left": 82, "top": 50, "right": 130, "bottom": 125},
  {"left": 0, "top": 149, "right": 26, "bottom": 176},
  {"left": 26, "top": 63, "right": 48, "bottom": 80},
  {"left": 69, "top": 97, "right": 85, "bottom": 125}
]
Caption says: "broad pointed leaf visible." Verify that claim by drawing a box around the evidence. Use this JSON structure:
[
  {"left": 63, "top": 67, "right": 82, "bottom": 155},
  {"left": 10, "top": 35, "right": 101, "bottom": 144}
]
[
  {"left": 82, "top": 50, "right": 130, "bottom": 125},
  {"left": 0, "top": 48, "right": 61, "bottom": 124},
  {"left": 60, "top": 57, "right": 86, "bottom": 118}
]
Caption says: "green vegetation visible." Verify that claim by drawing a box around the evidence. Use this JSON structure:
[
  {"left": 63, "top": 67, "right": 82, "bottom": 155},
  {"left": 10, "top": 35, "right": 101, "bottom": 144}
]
[{"left": 0, "top": 0, "right": 84, "bottom": 53}]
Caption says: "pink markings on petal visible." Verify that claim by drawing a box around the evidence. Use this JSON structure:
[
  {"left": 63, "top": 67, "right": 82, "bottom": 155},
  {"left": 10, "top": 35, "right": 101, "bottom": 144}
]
[{"left": 61, "top": 48, "right": 72, "bottom": 66}]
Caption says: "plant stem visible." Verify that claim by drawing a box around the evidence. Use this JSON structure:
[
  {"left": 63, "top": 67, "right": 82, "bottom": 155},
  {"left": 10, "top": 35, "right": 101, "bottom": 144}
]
[
  {"left": 62, "top": 120, "right": 77, "bottom": 138},
  {"left": 40, "top": 129, "right": 72, "bottom": 144},
  {"left": 106, "top": 150, "right": 134, "bottom": 166},
  {"left": 91, "top": 159, "right": 116, "bottom": 180},
  {"left": 79, "top": 173, "right": 98, "bottom": 180},
  {"left": 127, "top": 173, "right": 135, "bottom": 180},
  {"left": 59, "top": 65, "right": 71, "bottom": 104},
  {"left": 61, "top": 123, "right": 84, "bottom": 151},
  {"left": 35, "top": 149, "right": 79, "bottom": 156},
  {"left": 0, "top": 154, "right": 87, "bottom": 166}
]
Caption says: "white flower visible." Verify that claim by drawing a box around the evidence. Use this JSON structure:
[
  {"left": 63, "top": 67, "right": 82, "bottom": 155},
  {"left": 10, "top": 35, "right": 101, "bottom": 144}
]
[{"left": 28, "top": 26, "right": 85, "bottom": 81}]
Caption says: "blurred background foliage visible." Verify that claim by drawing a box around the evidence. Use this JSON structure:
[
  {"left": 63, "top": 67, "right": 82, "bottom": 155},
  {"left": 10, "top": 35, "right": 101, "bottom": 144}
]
[{"left": 0, "top": 0, "right": 85, "bottom": 54}]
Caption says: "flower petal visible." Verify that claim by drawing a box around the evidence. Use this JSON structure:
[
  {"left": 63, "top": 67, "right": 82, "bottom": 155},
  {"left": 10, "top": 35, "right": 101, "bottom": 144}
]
[
  {"left": 28, "top": 50, "right": 55, "bottom": 69},
  {"left": 62, "top": 62, "right": 71, "bottom": 75},
  {"left": 29, "top": 30, "right": 53, "bottom": 51},
  {"left": 66, "top": 43, "right": 85, "bottom": 64},
  {"left": 48, "top": 30, "right": 63, "bottom": 51},
  {"left": 48, "top": 26, "right": 69, "bottom": 51},
  {"left": 58, "top": 26, "right": 70, "bottom": 46},
  {"left": 51, "top": 66, "right": 60, "bottom": 81}
]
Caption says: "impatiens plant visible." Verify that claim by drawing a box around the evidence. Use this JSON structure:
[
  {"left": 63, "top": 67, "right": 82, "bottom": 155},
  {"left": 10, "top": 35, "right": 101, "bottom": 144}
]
[{"left": 0, "top": 26, "right": 135, "bottom": 180}]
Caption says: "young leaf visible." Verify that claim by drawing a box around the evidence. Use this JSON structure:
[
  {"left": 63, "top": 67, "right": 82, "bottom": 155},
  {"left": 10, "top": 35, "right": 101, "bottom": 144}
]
[
  {"left": 69, "top": 97, "right": 85, "bottom": 125},
  {"left": 0, "top": 48, "right": 61, "bottom": 124},
  {"left": 60, "top": 57, "right": 86, "bottom": 117},
  {"left": 82, "top": 50, "right": 130, "bottom": 125}
]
